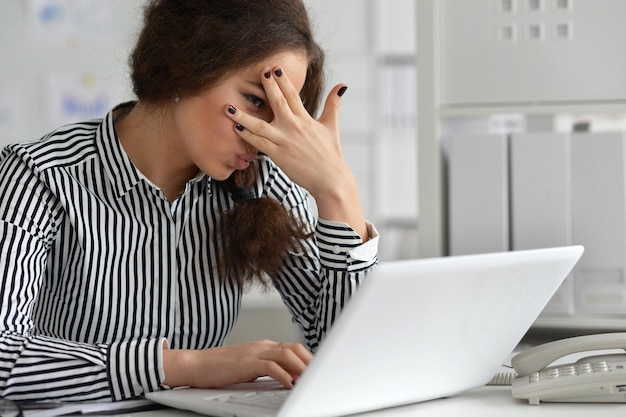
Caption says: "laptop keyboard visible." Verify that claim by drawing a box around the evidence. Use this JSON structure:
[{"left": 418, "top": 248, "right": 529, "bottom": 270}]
[{"left": 214, "top": 390, "right": 289, "bottom": 410}]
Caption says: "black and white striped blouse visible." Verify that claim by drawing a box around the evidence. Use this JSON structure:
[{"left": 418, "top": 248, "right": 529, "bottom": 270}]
[{"left": 0, "top": 103, "right": 378, "bottom": 402}]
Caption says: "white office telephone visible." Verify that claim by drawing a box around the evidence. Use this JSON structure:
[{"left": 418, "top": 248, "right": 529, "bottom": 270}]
[{"left": 510, "top": 332, "right": 626, "bottom": 405}]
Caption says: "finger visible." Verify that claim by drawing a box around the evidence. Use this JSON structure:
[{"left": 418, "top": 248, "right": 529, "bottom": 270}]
[
  {"left": 278, "top": 342, "right": 313, "bottom": 365},
  {"left": 317, "top": 84, "right": 347, "bottom": 128},
  {"left": 226, "top": 104, "right": 276, "bottom": 139},
  {"left": 263, "top": 66, "right": 308, "bottom": 118},
  {"left": 225, "top": 105, "right": 281, "bottom": 153},
  {"left": 256, "top": 344, "right": 309, "bottom": 386},
  {"left": 268, "top": 346, "right": 309, "bottom": 377},
  {"left": 235, "top": 123, "right": 280, "bottom": 156},
  {"left": 260, "top": 360, "right": 297, "bottom": 389}
]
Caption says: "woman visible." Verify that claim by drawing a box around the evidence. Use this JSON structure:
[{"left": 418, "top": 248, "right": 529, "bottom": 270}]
[{"left": 0, "top": 0, "right": 377, "bottom": 402}]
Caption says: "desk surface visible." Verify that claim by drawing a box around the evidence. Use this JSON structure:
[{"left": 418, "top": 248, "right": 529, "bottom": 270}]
[{"left": 126, "top": 386, "right": 625, "bottom": 417}]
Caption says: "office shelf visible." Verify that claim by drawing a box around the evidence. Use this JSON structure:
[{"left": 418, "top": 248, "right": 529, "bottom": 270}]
[{"left": 535, "top": 315, "right": 626, "bottom": 331}]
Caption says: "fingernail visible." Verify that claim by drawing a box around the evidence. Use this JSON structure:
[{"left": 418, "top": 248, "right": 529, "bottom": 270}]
[
  {"left": 264, "top": 70, "right": 271, "bottom": 79},
  {"left": 235, "top": 123, "right": 245, "bottom": 131},
  {"left": 274, "top": 68, "right": 283, "bottom": 77},
  {"left": 337, "top": 86, "right": 348, "bottom": 97},
  {"left": 228, "top": 105, "right": 236, "bottom": 114}
]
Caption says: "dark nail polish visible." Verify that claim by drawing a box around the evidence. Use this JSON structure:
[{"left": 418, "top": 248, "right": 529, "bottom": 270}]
[
  {"left": 264, "top": 70, "right": 271, "bottom": 79},
  {"left": 228, "top": 105, "right": 236, "bottom": 114},
  {"left": 338, "top": 86, "right": 348, "bottom": 97},
  {"left": 274, "top": 68, "right": 283, "bottom": 77},
  {"left": 235, "top": 123, "right": 245, "bottom": 131}
]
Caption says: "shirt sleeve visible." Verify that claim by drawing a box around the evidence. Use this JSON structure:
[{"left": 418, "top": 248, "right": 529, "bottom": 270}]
[
  {"left": 0, "top": 148, "right": 165, "bottom": 402},
  {"left": 107, "top": 338, "right": 167, "bottom": 400},
  {"left": 256, "top": 155, "right": 379, "bottom": 351},
  {"left": 272, "top": 194, "right": 379, "bottom": 351}
]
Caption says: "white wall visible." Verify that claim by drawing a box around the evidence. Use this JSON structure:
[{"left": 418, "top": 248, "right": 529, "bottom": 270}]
[{"left": 0, "top": 1, "right": 140, "bottom": 145}]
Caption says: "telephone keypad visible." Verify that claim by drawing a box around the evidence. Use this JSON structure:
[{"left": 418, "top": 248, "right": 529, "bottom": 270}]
[
  {"left": 529, "top": 361, "right": 610, "bottom": 384},
  {"left": 511, "top": 334, "right": 626, "bottom": 404}
]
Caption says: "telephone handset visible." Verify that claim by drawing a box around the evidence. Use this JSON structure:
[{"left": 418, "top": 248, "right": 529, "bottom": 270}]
[{"left": 511, "top": 332, "right": 626, "bottom": 405}]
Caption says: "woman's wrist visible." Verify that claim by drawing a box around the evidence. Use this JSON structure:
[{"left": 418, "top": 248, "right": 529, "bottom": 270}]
[
  {"left": 312, "top": 176, "right": 368, "bottom": 241},
  {"left": 162, "top": 346, "right": 195, "bottom": 388}
]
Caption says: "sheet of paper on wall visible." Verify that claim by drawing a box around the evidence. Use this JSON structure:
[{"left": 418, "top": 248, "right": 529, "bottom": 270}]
[
  {"left": 26, "top": 0, "right": 112, "bottom": 45},
  {"left": 44, "top": 72, "right": 114, "bottom": 129},
  {"left": 0, "top": 88, "right": 27, "bottom": 148}
]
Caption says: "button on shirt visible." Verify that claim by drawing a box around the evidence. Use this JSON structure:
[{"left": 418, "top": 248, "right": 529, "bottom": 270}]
[{"left": 0, "top": 104, "right": 378, "bottom": 402}]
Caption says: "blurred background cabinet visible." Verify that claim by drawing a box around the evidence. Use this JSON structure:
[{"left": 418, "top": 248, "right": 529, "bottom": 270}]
[{"left": 419, "top": 0, "right": 626, "bottom": 335}]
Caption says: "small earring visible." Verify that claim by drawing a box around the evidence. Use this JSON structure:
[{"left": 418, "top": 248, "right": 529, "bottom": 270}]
[{"left": 174, "top": 95, "right": 180, "bottom": 103}]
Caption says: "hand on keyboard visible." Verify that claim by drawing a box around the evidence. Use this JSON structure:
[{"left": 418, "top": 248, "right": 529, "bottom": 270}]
[{"left": 162, "top": 339, "right": 312, "bottom": 390}]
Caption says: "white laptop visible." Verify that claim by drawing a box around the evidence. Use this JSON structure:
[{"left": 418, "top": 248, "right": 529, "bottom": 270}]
[{"left": 146, "top": 245, "right": 584, "bottom": 417}]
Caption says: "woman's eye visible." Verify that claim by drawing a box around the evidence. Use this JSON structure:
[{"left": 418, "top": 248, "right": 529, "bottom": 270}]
[{"left": 246, "top": 94, "right": 265, "bottom": 109}]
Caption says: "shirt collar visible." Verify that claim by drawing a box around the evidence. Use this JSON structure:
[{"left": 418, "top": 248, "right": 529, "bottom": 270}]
[
  {"left": 95, "top": 102, "right": 212, "bottom": 199},
  {"left": 96, "top": 102, "right": 141, "bottom": 199}
]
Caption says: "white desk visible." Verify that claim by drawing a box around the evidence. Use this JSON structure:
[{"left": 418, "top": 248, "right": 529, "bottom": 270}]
[{"left": 127, "top": 386, "right": 626, "bottom": 417}]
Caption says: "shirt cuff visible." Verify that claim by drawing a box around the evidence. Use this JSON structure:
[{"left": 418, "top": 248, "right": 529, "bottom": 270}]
[
  {"left": 316, "top": 219, "right": 378, "bottom": 270},
  {"left": 349, "top": 221, "right": 379, "bottom": 261},
  {"left": 107, "top": 338, "right": 166, "bottom": 400}
]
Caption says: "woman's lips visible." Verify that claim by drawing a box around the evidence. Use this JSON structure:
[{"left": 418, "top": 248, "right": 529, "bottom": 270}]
[{"left": 234, "top": 154, "right": 255, "bottom": 170}]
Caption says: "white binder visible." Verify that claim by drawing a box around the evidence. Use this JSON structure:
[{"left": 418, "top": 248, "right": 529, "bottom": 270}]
[
  {"left": 510, "top": 132, "right": 574, "bottom": 314},
  {"left": 571, "top": 132, "right": 626, "bottom": 314},
  {"left": 448, "top": 134, "right": 509, "bottom": 255}
]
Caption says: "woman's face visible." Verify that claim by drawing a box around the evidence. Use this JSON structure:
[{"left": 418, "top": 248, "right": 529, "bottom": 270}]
[{"left": 172, "top": 50, "right": 309, "bottom": 180}]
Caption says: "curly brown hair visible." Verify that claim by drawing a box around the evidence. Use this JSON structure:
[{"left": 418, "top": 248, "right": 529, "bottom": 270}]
[{"left": 130, "top": 0, "right": 323, "bottom": 289}]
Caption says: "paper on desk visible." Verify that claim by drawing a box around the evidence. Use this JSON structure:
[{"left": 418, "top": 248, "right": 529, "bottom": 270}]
[{"left": 22, "top": 398, "right": 159, "bottom": 417}]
